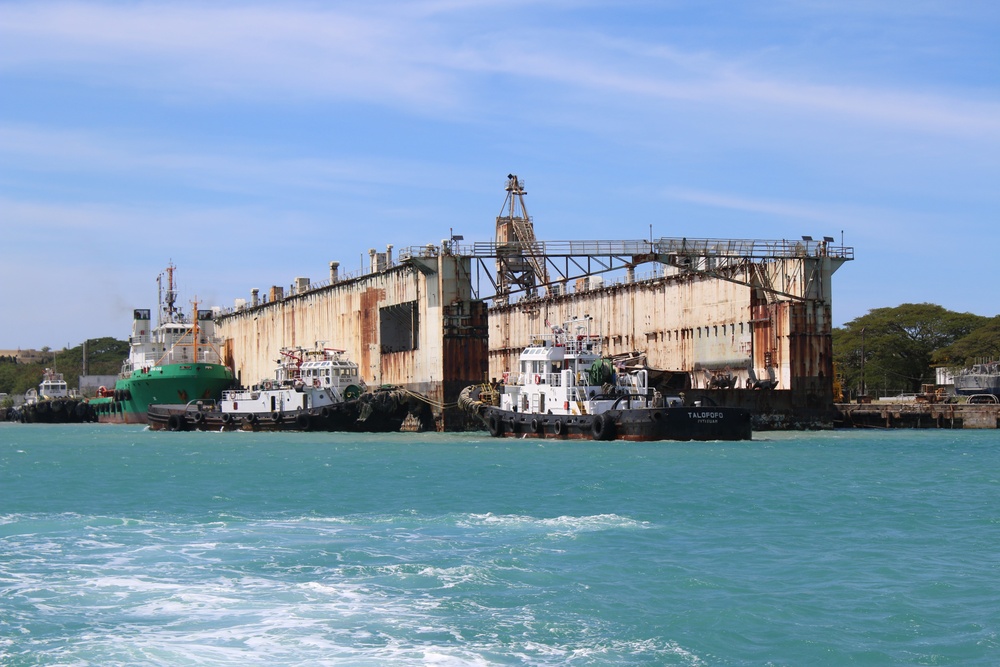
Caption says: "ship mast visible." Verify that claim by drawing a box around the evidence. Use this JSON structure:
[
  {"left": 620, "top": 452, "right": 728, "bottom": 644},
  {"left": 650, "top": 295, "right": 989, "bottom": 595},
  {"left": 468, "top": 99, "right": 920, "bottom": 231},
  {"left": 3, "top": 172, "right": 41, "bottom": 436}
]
[
  {"left": 157, "top": 261, "right": 180, "bottom": 326},
  {"left": 191, "top": 297, "right": 200, "bottom": 364}
]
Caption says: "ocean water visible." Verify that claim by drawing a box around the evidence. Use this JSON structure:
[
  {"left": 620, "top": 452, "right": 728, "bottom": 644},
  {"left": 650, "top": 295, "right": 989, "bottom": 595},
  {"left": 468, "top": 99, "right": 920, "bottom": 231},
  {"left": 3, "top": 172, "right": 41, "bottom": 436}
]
[{"left": 1, "top": 425, "right": 998, "bottom": 666}]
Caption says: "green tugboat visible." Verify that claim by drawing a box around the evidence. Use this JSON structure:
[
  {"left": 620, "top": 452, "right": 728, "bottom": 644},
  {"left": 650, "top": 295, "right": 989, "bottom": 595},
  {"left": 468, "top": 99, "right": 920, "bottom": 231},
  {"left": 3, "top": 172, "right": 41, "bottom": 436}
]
[{"left": 90, "top": 264, "right": 235, "bottom": 424}]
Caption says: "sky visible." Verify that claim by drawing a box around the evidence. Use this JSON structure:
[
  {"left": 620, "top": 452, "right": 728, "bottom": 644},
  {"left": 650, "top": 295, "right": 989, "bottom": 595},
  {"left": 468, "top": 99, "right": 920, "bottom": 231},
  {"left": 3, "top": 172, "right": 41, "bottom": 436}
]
[{"left": 1, "top": 0, "right": 998, "bottom": 350}]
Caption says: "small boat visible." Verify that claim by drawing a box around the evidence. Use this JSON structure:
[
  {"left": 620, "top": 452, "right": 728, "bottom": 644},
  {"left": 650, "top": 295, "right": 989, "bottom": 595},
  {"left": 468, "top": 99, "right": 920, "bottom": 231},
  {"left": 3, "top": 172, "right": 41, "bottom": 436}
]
[
  {"left": 147, "top": 344, "right": 430, "bottom": 432},
  {"left": 15, "top": 369, "right": 93, "bottom": 423},
  {"left": 460, "top": 317, "right": 752, "bottom": 441},
  {"left": 953, "top": 361, "right": 1000, "bottom": 397}
]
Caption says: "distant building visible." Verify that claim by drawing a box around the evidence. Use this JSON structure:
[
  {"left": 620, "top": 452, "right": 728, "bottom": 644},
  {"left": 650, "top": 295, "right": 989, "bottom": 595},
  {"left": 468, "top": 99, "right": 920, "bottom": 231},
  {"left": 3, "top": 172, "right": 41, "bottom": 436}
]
[{"left": 0, "top": 349, "right": 55, "bottom": 364}]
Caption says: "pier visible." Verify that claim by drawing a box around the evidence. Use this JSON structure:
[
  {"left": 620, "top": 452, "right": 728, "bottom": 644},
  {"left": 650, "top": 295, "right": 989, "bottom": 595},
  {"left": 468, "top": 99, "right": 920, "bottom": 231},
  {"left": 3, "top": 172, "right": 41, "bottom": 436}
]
[{"left": 836, "top": 402, "right": 1000, "bottom": 429}]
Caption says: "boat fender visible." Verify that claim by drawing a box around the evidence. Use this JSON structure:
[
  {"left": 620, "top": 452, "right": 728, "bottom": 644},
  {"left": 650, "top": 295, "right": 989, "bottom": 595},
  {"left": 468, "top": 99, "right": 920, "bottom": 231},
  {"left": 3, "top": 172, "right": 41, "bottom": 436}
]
[
  {"left": 295, "top": 413, "right": 310, "bottom": 430},
  {"left": 487, "top": 413, "right": 503, "bottom": 437},
  {"left": 244, "top": 414, "right": 257, "bottom": 425},
  {"left": 167, "top": 414, "right": 186, "bottom": 432},
  {"left": 221, "top": 413, "right": 232, "bottom": 424},
  {"left": 591, "top": 414, "right": 614, "bottom": 440},
  {"left": 553, "top": 419, "right": 564, "bottom": 436},
  {"left": 271, "top": 411, "right": 282, "bottom": 423},
  {"left": 531, "top": 417, "right": 542, "bottom": 433},
  {"left": 193, "top": 411, "right": 205, "bottom": 423},
  {"left": 320, "top": 407, "right": 330, "bottom": 419}
]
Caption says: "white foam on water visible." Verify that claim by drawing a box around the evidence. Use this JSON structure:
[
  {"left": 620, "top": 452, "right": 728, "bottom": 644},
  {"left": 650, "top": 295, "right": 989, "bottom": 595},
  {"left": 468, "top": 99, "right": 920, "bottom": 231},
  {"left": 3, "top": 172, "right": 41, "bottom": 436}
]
[{"left": 2, "top": 507, "right": 694, "bottom": 666}]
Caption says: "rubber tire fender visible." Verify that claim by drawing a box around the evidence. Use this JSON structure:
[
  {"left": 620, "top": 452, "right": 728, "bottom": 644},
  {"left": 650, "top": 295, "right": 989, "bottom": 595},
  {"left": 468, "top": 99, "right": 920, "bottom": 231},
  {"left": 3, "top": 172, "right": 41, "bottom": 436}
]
[
  {"left": 591, "top": 414, "right": 614, "bottom": 440},
  {"left": 487, "top": 413, "right": 503, "bottom": 437},
  {"left": 167, "top": 414, "right": 186, "bottom": 432}
]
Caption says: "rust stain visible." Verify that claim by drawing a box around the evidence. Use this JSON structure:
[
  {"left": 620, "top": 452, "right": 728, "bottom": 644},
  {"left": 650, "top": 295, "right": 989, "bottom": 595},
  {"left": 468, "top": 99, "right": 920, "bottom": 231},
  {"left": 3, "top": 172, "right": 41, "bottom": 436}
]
[{"left": 359, "top": 288, "right": 383, "bottom": 377}]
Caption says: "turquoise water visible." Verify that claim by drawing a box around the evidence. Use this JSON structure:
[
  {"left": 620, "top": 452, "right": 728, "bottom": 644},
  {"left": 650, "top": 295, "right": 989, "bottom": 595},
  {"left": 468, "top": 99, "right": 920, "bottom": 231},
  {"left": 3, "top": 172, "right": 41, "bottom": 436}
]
[{"left": 1, "top": 425, "right": 998, "bottom": 666}]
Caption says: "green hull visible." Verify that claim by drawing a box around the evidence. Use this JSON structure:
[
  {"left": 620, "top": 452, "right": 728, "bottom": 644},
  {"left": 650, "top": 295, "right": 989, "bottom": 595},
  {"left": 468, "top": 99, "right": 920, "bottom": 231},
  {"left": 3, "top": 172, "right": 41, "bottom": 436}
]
[{"left": 92, "top": 363, "right": 234, "bottom": 424}]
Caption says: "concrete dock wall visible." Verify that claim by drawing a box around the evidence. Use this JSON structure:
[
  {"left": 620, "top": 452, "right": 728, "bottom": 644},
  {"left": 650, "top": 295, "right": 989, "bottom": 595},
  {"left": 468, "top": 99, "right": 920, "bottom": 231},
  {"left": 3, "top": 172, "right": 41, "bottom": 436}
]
[
  {"left": 836, "top": 403, "right": 1000, "bottom": 429},
  {"left": 489, "top": 255, "right": 837, "bottom": 405}
]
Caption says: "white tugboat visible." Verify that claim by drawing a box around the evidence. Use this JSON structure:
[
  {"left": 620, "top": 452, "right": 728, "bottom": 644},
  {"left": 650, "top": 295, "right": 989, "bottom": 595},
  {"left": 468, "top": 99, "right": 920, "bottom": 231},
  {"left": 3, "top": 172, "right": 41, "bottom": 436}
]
[
  {"left": 18, "top": 368, "right": 92, "bottom": 423},
  {"left": 148, "top": 343, "right": 430, "bottom": 432},
  {"left": 460, "top": 317, "right": 752, "bottom": 441}
]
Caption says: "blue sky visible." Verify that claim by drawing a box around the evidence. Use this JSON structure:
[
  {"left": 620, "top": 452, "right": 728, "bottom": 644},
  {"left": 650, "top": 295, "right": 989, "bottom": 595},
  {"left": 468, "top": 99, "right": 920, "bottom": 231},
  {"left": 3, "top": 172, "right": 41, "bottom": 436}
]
[{"left": 1, "top": 1, "right": 998, "bottom": 349}]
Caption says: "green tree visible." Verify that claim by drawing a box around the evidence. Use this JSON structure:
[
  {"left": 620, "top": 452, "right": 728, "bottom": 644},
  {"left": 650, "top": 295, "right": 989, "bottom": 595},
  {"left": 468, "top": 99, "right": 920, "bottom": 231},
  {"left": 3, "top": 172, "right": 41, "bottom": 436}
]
[
  {"left": 0, "top": 338, "right": 128, "bottom": 396},
  {"left": 833, "top": 303, "right": 987, "bottom": 396},
  {"left": 933, "top": 315, "right": 1000, "bottom": 366}
]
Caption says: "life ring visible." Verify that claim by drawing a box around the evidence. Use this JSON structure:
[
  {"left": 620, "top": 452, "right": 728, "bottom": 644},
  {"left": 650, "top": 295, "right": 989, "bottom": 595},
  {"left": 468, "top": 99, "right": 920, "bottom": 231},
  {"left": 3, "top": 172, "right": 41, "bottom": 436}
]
[
  {"left": 553, "top": 419, "right": 564, "bottom": 436},
  {"left": 534, "top": 374, "right": 542, "bottom": 384},
  {"left": 313, "top": 378, "right": 321, "bottom": 388},
  {"left": 591, "top": 414, "right": 614, "bottom": 440},
  {"left": 264, "top": 381, "right": 273, "bottom": 390},
  {"left": 487, "top": 413, "right": 502, "bottom": 437}
]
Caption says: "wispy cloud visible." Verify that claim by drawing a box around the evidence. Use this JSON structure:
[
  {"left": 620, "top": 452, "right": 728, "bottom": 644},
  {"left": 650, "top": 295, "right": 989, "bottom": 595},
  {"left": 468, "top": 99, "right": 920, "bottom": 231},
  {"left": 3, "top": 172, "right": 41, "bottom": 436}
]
[
  {"left": 0, "top": 123, "right": 480, "bottom": 200},
  {"left": 2, "top": 2, "right": 998, "bottom": 139},
  {"left": 0, "top": 3, "right": 461, "bottom": 109}
]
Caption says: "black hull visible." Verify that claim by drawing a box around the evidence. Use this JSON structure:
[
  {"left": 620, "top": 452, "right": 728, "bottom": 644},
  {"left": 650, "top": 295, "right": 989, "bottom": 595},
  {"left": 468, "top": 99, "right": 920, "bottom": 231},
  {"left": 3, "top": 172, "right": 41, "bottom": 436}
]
[
  {"left": 147, "top": 401, "right": 410, "bottom": 433},
  {"left": 481, "top": 405, "right": 752, "bottom": 441},
  {"left": 6, "top": 400, "right": 97, "bottom": 424}
]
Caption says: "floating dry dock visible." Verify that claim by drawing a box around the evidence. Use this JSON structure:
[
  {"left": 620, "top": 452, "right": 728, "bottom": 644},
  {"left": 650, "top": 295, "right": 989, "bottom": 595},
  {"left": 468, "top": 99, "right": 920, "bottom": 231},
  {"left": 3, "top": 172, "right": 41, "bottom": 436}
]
[{"left": 216, "top": 176, "right": 855, "bottom": 431}]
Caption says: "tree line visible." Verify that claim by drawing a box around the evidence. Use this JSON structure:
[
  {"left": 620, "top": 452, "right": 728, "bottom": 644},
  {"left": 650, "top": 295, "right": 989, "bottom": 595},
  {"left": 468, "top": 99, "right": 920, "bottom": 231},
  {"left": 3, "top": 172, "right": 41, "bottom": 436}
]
[
  {"left": 0, "top": 337, "right": 129, "bottom": 396},
  {"left": 833, "top": 303, "right": 1000, "bottom": 398}
]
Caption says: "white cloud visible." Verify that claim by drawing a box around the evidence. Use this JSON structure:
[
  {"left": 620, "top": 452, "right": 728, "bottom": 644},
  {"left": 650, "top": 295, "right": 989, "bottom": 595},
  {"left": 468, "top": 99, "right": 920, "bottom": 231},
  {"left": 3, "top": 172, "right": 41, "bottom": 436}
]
[
  {"left": 2, "top": 2, "right": 998, "bottom": 139},
  {"left": 0, "top": 3, "right": 460, "bottom": 109}
]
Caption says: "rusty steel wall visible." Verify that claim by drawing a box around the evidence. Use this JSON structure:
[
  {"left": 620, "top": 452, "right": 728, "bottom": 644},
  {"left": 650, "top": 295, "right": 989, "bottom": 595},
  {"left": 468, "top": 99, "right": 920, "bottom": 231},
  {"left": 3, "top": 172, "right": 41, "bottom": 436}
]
[
  {"left": 488, "top": 256, "right": 837, "bottom": 396},
  {"left": 216, "top": 254, "right": 487, "bottom": 430}
]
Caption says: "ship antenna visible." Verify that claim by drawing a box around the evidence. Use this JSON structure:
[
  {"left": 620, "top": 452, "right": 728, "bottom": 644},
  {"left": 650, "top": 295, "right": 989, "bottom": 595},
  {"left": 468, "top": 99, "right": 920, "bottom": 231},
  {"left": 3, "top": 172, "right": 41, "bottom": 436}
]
[
  {"left": 191, "top": 297, "right": 199, "bottom": 363},
  {"left": 165, "top": 262, "right": 178, "bottom": 322},
  {"left": 157, "top": 261, "right": 179, "bottom": 326}
]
